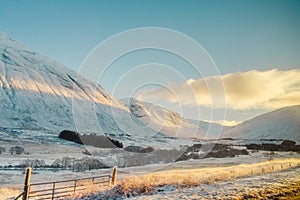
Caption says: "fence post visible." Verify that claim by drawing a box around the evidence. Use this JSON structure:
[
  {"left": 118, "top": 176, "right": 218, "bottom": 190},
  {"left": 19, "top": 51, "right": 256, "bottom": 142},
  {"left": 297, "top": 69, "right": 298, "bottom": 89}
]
[
  {"left": 51, "top": 182, "right": 55, "bottom": 200},
  {"left": 111, "top": 166, "right": 117, "bottom": 186},
  {"left": 22, "top": 167, "right": 32, "bottom": 200},
  {"left": 74, "top": 180, "right": 77, "bottom": 193}
]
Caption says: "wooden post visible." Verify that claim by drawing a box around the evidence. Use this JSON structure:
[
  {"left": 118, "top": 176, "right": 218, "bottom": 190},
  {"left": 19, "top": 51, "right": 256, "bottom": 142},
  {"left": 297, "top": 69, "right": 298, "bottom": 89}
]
[
  {"left": 22, "top": 167, "right": 32, "bottom": 200},
  {"left": 51, "top": 182, "right": 55, "bottom": 200},
  {"left": 111, "top": 166, "right": 117, "bottom": 186},
  {"left": 74, "top": 180, "right": 77, "bottom": 193}
]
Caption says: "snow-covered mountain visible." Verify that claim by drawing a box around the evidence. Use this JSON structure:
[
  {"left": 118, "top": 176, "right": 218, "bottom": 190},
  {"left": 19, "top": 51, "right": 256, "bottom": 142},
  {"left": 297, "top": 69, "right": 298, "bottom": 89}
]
[
  {"left": 0, "top": 32, "right": 203, "bottom": 146},
  {"left": 222, "top": 105, "right": 300, "bottom": 143}
]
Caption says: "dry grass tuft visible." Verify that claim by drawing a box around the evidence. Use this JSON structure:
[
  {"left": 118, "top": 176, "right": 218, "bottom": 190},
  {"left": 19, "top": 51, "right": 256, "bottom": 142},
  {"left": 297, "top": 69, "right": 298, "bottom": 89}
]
[
  {"left": 239, "top": 179, "right": 300, "bottom": 199},
  {"left": 0, "top": 187, "right": 22, "bottom": 200}
]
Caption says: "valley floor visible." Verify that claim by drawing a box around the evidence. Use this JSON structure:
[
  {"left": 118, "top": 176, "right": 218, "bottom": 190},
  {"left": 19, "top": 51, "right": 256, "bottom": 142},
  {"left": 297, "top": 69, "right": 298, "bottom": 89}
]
[{"left": 0, "top": 143, "right": 300, "bottom": 200}]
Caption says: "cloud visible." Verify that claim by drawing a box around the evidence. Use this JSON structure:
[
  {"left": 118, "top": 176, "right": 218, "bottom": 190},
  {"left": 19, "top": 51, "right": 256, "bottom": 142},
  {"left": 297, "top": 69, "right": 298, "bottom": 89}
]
[
  {"left": 136, "top": 69, "right": 300, "bottom": 110},
  {"left": 203, "top": 120, "right": 241, "bottom": 126}
]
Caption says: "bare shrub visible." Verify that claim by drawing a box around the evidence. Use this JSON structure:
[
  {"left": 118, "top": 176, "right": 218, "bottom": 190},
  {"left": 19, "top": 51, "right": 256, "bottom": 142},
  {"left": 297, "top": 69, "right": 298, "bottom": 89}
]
[{"left": 9, "top": 146, "right": 25, "bottom": 155}]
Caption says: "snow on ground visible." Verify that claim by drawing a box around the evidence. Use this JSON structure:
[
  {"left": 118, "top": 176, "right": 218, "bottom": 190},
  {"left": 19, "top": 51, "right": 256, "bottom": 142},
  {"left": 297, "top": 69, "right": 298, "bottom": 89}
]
[
  {"left": 0, "top": 148, "right": 299, "bottom": 199},
  {"left": 1, "top": 145, "right": 299, "bottom": 186}
]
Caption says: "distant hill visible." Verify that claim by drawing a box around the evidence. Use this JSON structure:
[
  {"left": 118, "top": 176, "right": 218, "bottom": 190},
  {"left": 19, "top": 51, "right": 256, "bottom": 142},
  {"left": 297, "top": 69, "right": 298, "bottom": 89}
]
[
  {"left": 222, "top": 105, "right": 300, "bottom": 143},
  {"left": 188, "top": 119, "right": 231, "bottom": 139}
]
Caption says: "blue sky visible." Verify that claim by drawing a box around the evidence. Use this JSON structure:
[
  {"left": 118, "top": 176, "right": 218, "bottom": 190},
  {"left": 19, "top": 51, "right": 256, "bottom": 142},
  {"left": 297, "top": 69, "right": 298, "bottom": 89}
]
[
  {"left": 1, "top": 0, "right": 299, "bottom": 72},
  {"left": 0, "top": 0, "right": 300, "bottom": 123}
]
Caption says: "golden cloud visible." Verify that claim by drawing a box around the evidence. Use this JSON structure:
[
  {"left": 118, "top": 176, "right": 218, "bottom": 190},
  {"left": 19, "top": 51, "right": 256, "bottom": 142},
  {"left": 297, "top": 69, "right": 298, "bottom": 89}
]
[{"left": 137, "top": 69, "right": 300, "bottom": 110}]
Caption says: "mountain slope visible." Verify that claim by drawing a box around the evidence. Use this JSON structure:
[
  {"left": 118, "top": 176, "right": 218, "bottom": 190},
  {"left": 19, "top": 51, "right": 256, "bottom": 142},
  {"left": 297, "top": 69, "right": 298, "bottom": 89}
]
[
  {"left": 0, "top": 32, "right": 203, "bottom": 146},
  {"left": 122, "top": 99, "right": 205, "bottom": 138},
  {"left": 0, "top": 32, "right": 127, "bottom": 131},
  {"left": 222, "top": 105, "right": 300, "bottom": 143}
]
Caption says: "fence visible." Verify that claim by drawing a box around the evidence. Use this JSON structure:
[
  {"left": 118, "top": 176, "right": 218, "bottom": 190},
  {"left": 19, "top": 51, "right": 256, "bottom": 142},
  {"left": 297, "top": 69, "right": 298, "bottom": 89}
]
[{"left": 15, "top": 167, "right": 117, "bottom": 200}]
